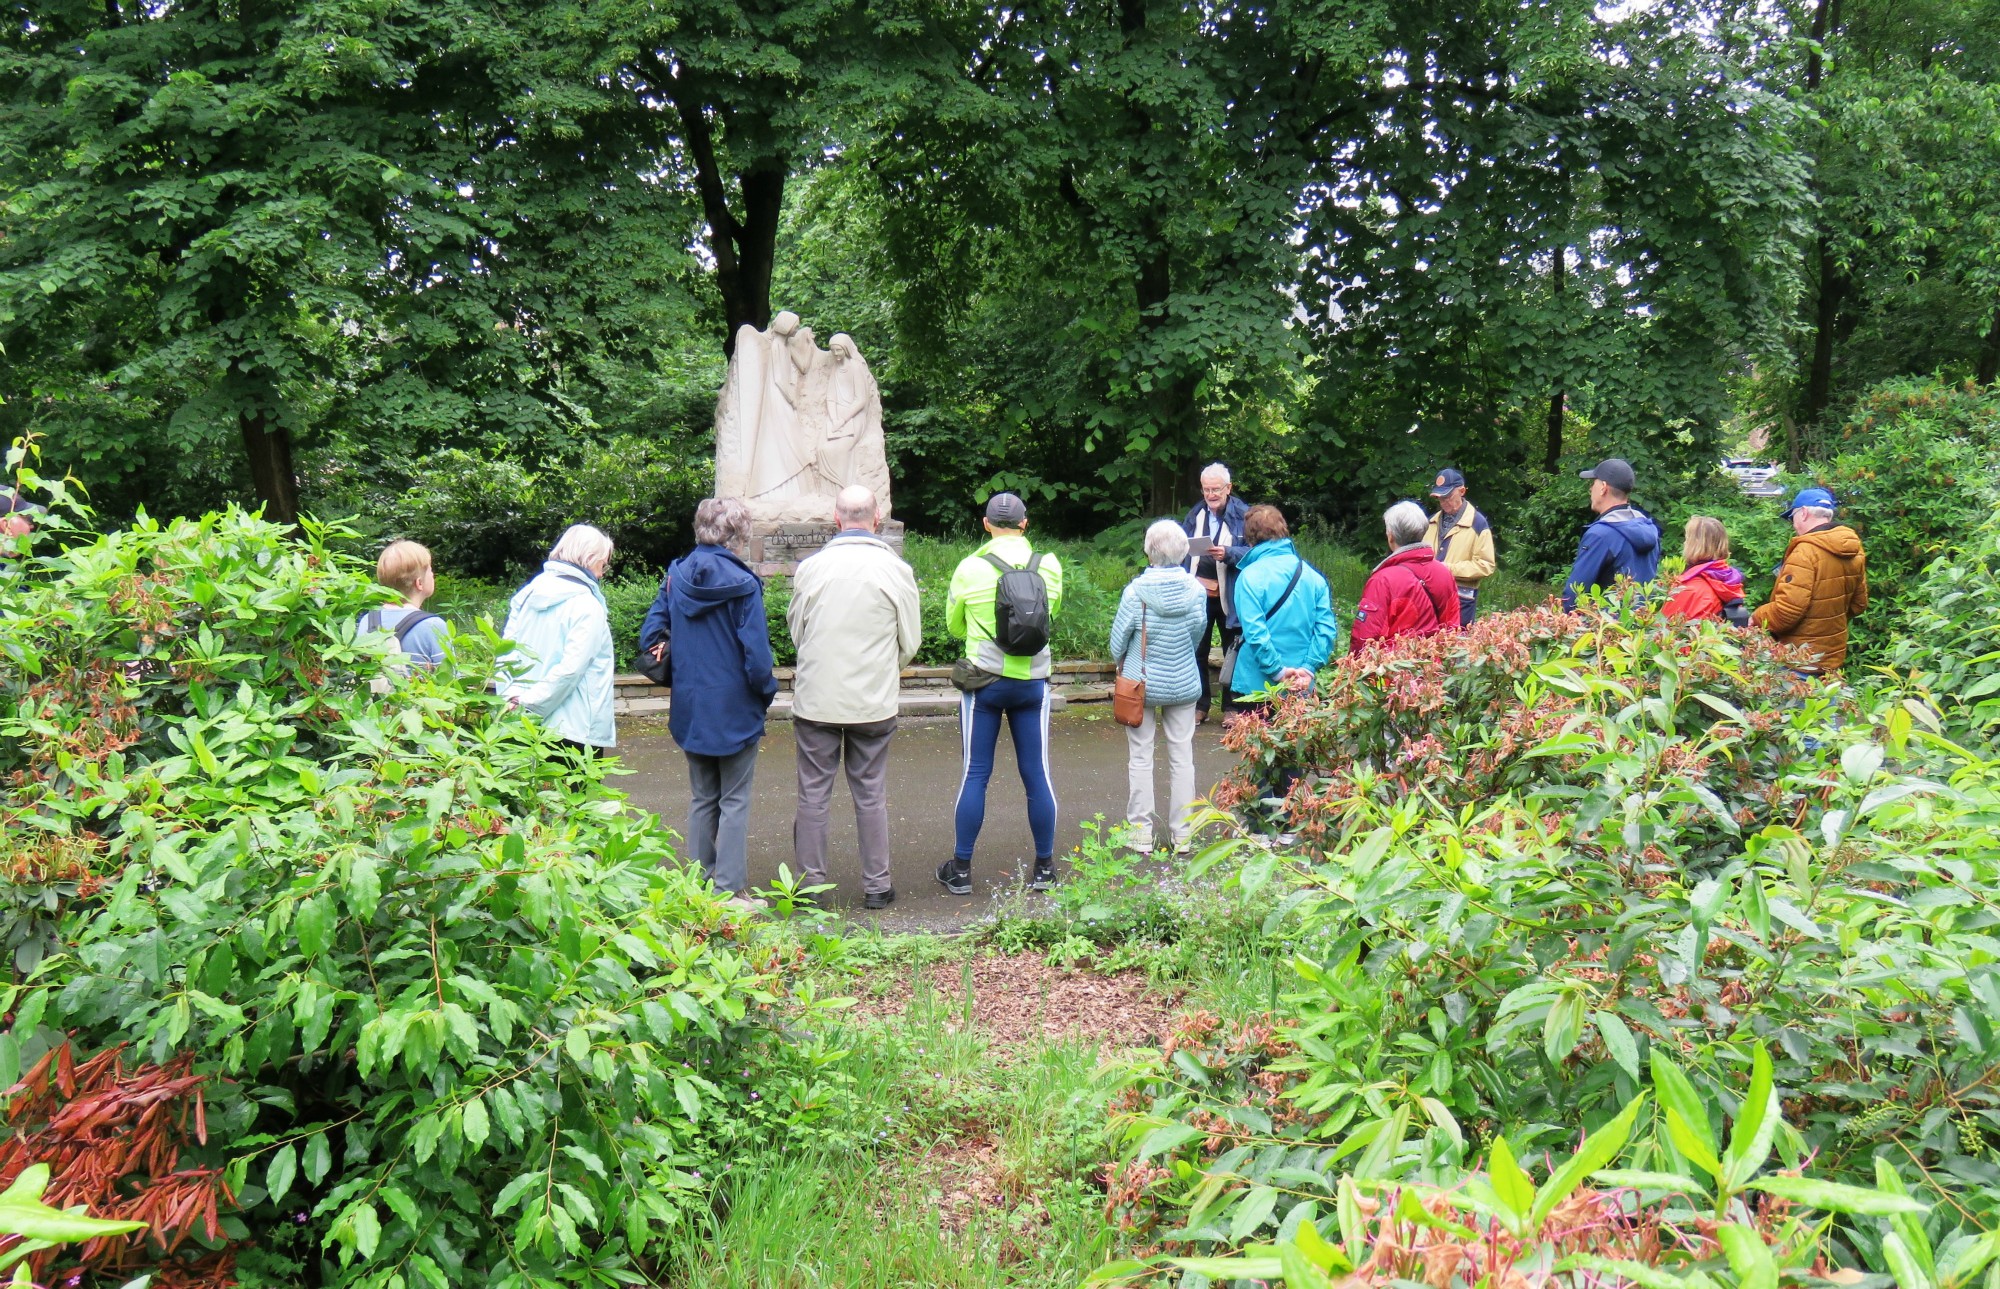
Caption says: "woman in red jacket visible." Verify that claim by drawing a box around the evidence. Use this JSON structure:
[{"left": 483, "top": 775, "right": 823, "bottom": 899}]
[{"left": 1663, "top": 515, "right": 1749, "bottom": 623}]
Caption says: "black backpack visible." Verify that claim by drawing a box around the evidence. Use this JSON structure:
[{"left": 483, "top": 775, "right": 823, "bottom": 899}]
[
  {"left": 1721, "top": 597, "right": 1751, "bottom": 627},
  {"left": 982, "top": 551, "right": 1052, "bottom": 657}
]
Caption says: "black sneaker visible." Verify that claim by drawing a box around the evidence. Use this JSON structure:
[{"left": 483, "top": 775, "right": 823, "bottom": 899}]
[
  {"left": 935, "top": 859, "right": 972, "bottom": 896},
  {"left": 1029, "top": 859, "right": 1056, "bottom": 891},
  {"left": 863, "top": 888, "right": 896, "bottom": 910}
]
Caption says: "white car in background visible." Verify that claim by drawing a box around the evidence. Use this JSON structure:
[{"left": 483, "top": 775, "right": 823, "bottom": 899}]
[{"left": 1721, "top": 458, "right": 1785, "bottom": 499}]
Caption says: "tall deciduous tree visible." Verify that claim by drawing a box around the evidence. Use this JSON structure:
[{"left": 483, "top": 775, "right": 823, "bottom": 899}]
[{"left": 0, "top": 0, "right": 706, "bottom": 520}]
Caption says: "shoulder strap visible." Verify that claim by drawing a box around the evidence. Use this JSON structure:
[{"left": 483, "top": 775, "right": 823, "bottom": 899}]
[
  {"left": 362, "top": 609, "right": 383, "bottom": 634},
  {"left": 981, "top": 551, "right": 1019, "bottom": 577},
  {"left": 1267, "top": 559, "right": 1306, "bottom": 617},
  {"left": 1027, "top": 551, "right": 1044, "bottom": 574},
  {"left": 394, "top": 611, "right": 440, "bottom": 645}
]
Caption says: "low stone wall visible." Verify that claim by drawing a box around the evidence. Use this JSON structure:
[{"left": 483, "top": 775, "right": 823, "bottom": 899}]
[{"left": 613, "top": 659, "right": 1119, "bottom": 720}]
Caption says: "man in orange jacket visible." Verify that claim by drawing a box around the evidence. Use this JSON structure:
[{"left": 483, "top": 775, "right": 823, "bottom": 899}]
[{"left": 1753, "top": 487, "right": 1868, "bottom": 674}]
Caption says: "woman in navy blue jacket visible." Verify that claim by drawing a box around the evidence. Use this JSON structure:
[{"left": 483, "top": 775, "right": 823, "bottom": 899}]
[{"left": 640, "top": 497, "right": 777, "bottom": 908}]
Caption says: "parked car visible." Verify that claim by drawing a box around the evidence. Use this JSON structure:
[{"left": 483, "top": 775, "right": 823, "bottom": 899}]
[{"left": 1721, "top": 458, "right": 1784, "bottom": 499}]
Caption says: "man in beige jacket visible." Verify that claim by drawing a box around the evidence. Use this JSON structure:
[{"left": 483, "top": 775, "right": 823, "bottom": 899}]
[
  {"left": 787, "top": 485, "right": 923, "bottom": 908},
  {"left": 1421, "top": 468, "right": 1497, "bottom": 627}
]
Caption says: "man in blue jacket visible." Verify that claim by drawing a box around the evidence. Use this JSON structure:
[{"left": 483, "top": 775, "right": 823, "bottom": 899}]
[
  {"left": 1562, "top": 458, "right": 1661, "bottom": 611},
  {"left": 1181, "top": 463, "right": 1253, "bottom": 721}
]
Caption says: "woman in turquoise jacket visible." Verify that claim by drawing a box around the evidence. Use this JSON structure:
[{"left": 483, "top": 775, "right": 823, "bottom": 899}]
[
  {"left": 500, "top": 525, "right": 618, "bottom": 753},
  {"left": 1229, "top": 505, "right": 1338, "bottom": 703}
]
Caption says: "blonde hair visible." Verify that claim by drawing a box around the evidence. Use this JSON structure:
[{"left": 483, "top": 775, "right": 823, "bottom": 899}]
[
  {"left": 1683, "top": 515, "right": 1730, "bottom": 566},
  {"left": 376, "top": 541, "right": 433, "bottom": 596},
  {"left": 549, "top": 524, "right": 615, "bottom": 572}
]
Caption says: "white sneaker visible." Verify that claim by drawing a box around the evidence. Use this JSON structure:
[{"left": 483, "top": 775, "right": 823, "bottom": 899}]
[{"left": 724, "top": 894, "right": 770, "bottom": 914}]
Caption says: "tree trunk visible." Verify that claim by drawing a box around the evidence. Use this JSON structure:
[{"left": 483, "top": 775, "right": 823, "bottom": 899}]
[
  {"left": 1543, "top": 243, "right": 1566, "bottom": 474},
  {"left": 1799, "top": 237, "right": 1842, "bottom": 443},
  {"left": 1137, "top": 245, "right": 1198, "bottom": 516},
  {"left": 240, "top": 411, "right": 300, "bottom": 525},
  {"left": 1977, "top": 301, "right": 2000, "bottom": 386},
  {"left": 666, "top": 68, "right": 785, "bottom": 356}
]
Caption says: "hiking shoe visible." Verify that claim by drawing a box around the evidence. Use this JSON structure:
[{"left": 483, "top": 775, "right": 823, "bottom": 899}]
[
  {"left": 1029, "top": 859, "right": 1057, "bottom": 891},
  {"left": 863, "top": 888, "right": 896, "bottom": 911},
  {"left": 935, "top": 860, "right": 972, "bottom": 896},
  {"left": 724, "top": 894, "right": 770, "bottom": 915}
]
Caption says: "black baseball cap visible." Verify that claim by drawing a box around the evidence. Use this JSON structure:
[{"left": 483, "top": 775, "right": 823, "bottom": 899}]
[
  {"left": 984, "top": 492, "right": 1027, "bottom": 525},
  {"left": 1430, "top": 468, "right": 1466, "bottom": 496},
  {"left": 1578, "top": 458, "right": 1637, "bottom": 494}
]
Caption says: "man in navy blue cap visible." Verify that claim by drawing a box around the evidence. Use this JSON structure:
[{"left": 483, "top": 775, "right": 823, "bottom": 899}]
[
  {"left": 1754, "top": 486, "right": 1868, "bottom": 673},
  {"left": 1562, "top": 458, "right": 1661, "bottom": 611},
  {"left": 1421, "top": 468, "right": 1494, "bottom": 627}
]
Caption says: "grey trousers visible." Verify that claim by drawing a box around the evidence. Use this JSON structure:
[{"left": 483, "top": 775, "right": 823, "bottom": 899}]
[
  {"left": 793, "top": 716, "right": 897, "bottom": 895},
  {"left": 685, "top": 745, "right": 759, "bottom": 895},
  {"left": 1125, "top": 702, "right": 1199, "bottom": 848}
]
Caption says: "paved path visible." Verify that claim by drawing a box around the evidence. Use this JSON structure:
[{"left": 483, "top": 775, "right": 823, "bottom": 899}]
[{"left": 614, "top": 710, "right": 1240, "bottom": 932}]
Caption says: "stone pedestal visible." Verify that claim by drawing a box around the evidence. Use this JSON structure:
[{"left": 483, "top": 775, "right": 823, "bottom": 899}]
[{"left": 744, "top": 519, "right": 906, "bottom": 577}]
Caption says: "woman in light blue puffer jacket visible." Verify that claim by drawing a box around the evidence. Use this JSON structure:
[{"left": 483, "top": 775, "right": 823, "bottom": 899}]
[
  {"left": 500, "top": 525, "right": 618, "bottom": 758},
  {"left": 1108, "top": 520, "right": 1210, "bottom": 852}
]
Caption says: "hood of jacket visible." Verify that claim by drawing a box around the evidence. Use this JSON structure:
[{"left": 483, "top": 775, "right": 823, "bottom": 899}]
[
  {"left": 670, "top": 544, "right": 761, "bottom": 619},
  {"left": 1592, "top": 505, "right": 1660, "bottom": 558},
  {"left": 1131, "top": 566, "right": 1208, "bottom": 618},
  {"left": 513, "top": 561, "right": 605, "bottom": 614},
  {"left": 1678, "top": 559, "right": 1745, "bottom": 592},
  {"left": 1789, "top": 524, "right": 1864, "bottom": 561}
]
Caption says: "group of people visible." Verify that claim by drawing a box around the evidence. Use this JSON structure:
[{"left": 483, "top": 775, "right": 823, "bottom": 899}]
[{"left": 354, "top": 453, "right": 1870, "bottom": 911}]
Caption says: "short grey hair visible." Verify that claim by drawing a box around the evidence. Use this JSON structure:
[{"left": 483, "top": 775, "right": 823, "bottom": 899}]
[
  {"left": 1793, "top": 505, "right": 1834, "bottom": 525},
  {"left": 834, "top": 485, "right": 878, "bottom": 528},
  {"left": 694, "top": 496, "right": 752, "bottom": 548},
  {"left": 549, "top": 524, "right": 614, "bottom": 572},
  {"left": 1385, "top": 500, "right": 1429, "bottom": 548},
  {"left": 1143, "top": 519, "right": 1190, "bottom": 567},
  {"left": 1200, "top": 462, "right": 1232, "bottom": 485}
]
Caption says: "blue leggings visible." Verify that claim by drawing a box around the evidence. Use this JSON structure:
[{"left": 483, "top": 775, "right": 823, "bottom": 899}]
[{"left": 953, "top": 677, "right": 1057, "bottom": 863}]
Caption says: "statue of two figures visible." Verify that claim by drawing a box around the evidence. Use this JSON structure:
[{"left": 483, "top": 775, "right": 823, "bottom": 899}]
[{"left": 715, "top": 312, "right": 893, "bottom": 525}]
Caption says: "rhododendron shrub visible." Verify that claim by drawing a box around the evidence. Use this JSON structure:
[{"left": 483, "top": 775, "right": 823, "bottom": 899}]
[
  {"left": 0, "top": 509, "right": 847, "bottom": 1289},
  {"left": 1223, "top": 590, "right": 1837, "bottom": 866}
]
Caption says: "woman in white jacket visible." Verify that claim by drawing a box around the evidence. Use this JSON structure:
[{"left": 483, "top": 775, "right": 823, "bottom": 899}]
[{"left": 500, "top": 526, "right": 617, "bottom": 762}]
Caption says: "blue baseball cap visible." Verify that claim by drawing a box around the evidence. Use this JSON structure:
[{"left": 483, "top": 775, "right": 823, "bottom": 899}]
[
  {"left": 1430, "top": 468, "right": 1466, "bottom": 496},
  {"left": 1780, "top": 486, "right": 1836, "bottom": 519}
]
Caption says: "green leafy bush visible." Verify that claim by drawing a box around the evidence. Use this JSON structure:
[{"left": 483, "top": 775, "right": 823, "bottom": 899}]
[
  {"left": 0, "top": 509, "right": 845, "bottom": 1288},
  {"left": 1099, "top": 603, "right": 2000, "bottom": 1283},
  {"left": 1890, "top": 513, "right": 2000, "bottom": 747},
  {"left": 1819, "top": 377, "right": 2000, "bottom": 659},
  {"left": 390, "top": 437, "right": 711, "bottom": 579}
]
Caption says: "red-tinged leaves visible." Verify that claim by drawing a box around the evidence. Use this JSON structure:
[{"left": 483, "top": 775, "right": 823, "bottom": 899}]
[{"left": 0, "top": 1042, "right": 239, "bottom": 1285}]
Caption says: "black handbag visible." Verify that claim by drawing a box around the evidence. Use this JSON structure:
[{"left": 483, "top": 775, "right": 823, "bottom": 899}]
[{"left": 632, "top": 576, "right": 672, "bottom": 686}]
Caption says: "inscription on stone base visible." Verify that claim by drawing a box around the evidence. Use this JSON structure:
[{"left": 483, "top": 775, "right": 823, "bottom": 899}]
[{"left": 743, "top": 519, "right": 906, "bottom": 577}]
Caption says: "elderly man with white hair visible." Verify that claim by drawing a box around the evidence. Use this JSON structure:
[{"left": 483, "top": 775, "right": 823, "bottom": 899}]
[
  {"left": 501, "top": 524, "right": 619, "bottom": 758},
  {"left": 1109, "top": 519, "right": 1211, "bottom": 853},
  {"left": 1180, "top": 462, "right": 1252, "bottom": 721},
  {"left": 1349, "top": 501, "right": 1460, "bottom": 653},
  {"left": 785, "top": 485, "right": 922, "bottom": 909}
]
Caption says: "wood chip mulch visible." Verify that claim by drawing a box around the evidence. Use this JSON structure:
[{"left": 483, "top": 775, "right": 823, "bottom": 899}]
[{"left": 851, "top": 952, "right": 1183, "bottom": 1052}]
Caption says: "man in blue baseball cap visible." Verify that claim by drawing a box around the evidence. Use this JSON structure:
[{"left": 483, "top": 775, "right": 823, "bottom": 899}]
[
  {"left": 1421, "top": 468, "right": 1494, "bottom": 627},
  {"left": 1753, "top": 486, "right": 1868, "bottom": 674}
]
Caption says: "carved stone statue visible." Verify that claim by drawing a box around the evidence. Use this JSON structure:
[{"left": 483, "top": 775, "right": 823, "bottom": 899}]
[{"left": 714, "top": 314, "right": 892, "bottom": 524}]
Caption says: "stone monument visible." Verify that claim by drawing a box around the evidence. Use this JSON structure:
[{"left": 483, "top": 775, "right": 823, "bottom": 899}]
[{"left": 714, "top": 312, "right": 903, "bottom": 574}]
